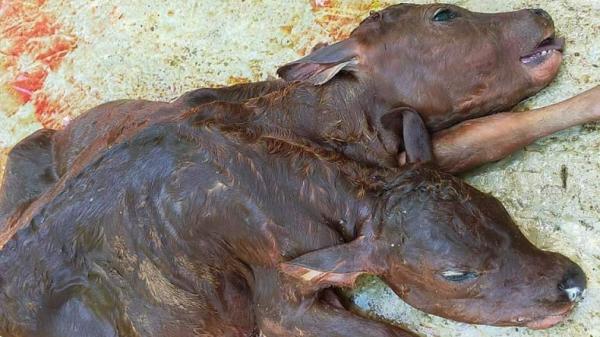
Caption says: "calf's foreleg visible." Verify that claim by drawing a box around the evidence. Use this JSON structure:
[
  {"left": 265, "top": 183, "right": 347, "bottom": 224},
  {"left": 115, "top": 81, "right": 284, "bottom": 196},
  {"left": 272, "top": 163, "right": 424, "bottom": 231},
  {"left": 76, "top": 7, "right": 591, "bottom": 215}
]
[
  {"left": 400, "top": 85, "right": 600, "bottom": 173},
  {"left": 259, "top": 301, "right": 417, "bottom": 337},
  {"left": 255, "top": 287, "right": 417, "bottom": 337},
  {"left": 255, "top": 248, "right": 417, "bottom": 337}
]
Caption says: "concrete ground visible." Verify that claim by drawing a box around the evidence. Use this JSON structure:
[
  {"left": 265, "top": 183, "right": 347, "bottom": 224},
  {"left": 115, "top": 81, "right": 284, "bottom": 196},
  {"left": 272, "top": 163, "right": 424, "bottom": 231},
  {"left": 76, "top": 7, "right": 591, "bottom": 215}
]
[{"left": 0, "top": 0, "right": 598, "bottom": 336}]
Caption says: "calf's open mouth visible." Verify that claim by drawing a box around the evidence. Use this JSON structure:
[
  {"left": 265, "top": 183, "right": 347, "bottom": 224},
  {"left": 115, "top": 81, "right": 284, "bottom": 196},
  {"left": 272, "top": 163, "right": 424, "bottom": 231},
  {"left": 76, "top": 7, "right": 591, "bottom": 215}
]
[{"left": 520, "top": 36, "right": 565, "bottom": 66}]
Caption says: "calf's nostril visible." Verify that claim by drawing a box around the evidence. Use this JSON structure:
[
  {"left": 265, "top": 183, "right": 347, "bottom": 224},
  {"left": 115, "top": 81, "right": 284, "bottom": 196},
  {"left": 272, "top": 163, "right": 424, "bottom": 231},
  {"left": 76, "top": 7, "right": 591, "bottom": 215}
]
[
  {"left": 561, "top": 286, "right": 583, "bottom": 302},
  {"left": 530, "top": 8, "right": 553, "bottom": 22},
  {"left": 558, "top": 266, "right": 587, "bottom": 302}
]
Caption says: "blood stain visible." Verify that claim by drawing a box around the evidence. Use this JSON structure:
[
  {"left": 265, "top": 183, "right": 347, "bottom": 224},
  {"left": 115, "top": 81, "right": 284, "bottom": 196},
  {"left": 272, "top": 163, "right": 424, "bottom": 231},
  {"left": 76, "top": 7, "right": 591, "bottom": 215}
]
[
  {"left": 0, "top": 0, "right": 78, "bottom": 128},
  {"left": 33, "top": 92, "right": 64, "bottom": 129},
  {"left": 311, "top": 0, "right": 333, "bottom": 10},
  {"left": 308, "top": 0, "right": 394, "bottom": 42}
]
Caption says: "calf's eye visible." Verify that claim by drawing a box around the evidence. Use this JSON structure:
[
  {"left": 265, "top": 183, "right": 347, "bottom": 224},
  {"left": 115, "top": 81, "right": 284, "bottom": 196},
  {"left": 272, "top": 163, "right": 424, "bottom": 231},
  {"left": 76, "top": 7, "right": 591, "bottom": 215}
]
[
  {"left": 433, "top": 8, "right": 458, "bottom": 22},
  {"left": 441, "top": 270, "right": 479, "bottom": 282}
]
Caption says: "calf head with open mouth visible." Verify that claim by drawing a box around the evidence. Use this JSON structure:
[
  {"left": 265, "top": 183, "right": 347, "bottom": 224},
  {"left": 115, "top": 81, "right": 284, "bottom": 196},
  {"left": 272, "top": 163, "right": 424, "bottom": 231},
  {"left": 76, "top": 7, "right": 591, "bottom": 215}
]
[{"left": 279, "top": 3, "right": 564, "bottom": 130}]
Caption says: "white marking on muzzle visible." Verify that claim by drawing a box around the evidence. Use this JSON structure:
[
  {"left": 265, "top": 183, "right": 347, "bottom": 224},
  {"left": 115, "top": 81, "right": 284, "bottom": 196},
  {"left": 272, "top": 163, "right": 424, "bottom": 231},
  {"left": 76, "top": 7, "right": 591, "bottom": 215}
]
[{"left": 564, "top": 287, "right": 583, "bottom": 302}]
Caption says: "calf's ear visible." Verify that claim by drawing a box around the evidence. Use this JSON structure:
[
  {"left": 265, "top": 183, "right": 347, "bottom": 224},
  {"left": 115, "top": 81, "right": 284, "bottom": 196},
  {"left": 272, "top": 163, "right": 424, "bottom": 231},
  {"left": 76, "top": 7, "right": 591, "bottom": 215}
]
[
  {"left": 280, "top": 237, "right": 383, "bottom": 288},
  {"left": 401, "top": 108, "right": 433, "bottom": 163},
  {"left": 277, "top": 39, "right": 360, "bottom": 86},
  {"left": 382, "top": 108, "right": 433, "bottom": 165}
]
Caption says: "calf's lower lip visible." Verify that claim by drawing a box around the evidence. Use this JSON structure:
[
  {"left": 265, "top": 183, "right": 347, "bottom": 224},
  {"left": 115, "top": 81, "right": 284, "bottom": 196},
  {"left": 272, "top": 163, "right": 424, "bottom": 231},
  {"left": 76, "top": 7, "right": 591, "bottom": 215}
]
[
  {"left": 520, "top": 37, "right": 565, "bottom": 66},
  {"left": 525, "top": 313, "right": 568, "bottom": 329},
  {"left": 522, "top": 303, "right": 574, "bottom": 329}
]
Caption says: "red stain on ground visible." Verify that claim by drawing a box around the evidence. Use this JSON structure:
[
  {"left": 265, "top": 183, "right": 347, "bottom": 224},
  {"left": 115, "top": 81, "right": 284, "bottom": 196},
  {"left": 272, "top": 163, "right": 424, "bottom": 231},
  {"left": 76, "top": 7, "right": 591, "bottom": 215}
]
[
  {"left": 33, "top": 92, "right": 64, "bottom": 129},
  {"left": 0, "top": 0, "right": 78, "bottom": 128},
  {"left": 310, "top": 0, "right": 333, "bottom": 10},
  {"left": 301, "top": 0, "right": 395, "bottom": 51},
  {"left": 291, "top": 1, "right": 384, "bottom": 57},
  {"left": 9, "top": 69, "right": 47, "bottom": 103}
]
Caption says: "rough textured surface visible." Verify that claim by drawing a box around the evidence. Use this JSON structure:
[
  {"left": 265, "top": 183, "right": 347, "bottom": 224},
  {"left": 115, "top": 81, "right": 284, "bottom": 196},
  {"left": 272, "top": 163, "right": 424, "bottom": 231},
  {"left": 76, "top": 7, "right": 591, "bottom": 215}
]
[{"left": 0, "top": 0, "right": 598, "bottom": 336}]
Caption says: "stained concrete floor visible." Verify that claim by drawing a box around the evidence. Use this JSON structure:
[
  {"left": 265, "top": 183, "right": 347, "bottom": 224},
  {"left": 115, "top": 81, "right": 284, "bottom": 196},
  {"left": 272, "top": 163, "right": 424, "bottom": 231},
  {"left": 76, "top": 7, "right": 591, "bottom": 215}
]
[{"left": 0, "top": 0, "right": 599, "bottom": 336}]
